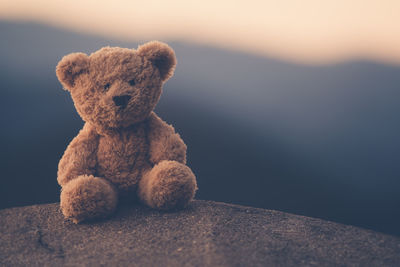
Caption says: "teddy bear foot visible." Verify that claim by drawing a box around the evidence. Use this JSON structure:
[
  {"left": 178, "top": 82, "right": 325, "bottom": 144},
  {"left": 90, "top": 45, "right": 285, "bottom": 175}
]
[
  {"left": 138, "top": 160, "right": 197, "bottom": 210},
  {"left": 60, "top": 175, "right": 118, "bottom": 223}
]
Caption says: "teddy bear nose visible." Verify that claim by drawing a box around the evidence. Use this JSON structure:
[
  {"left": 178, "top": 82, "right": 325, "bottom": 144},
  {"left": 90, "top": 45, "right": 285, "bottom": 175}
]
[{"left": 113, "top": 95, "right": 131, "bottom": 107}]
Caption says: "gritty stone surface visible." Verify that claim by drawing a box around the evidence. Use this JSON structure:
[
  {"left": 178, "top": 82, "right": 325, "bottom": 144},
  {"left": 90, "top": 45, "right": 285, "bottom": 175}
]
[{"left": 1, "top": 200, "right": 399, "bottom": 266}]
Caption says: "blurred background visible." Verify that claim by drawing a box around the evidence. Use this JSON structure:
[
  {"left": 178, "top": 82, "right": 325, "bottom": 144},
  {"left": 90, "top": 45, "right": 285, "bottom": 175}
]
[{"left": 0, "top": 1, "right": 399, "bottom": 236}]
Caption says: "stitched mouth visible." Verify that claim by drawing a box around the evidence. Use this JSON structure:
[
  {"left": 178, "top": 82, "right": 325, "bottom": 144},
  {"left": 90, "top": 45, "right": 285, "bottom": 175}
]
[{"left": 113, "top": 95, "right": 131, "bottom": 109}]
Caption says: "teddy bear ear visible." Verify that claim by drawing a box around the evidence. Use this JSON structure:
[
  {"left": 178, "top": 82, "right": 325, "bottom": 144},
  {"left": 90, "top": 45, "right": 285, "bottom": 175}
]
[
  {"left": 138, "top": 41, "right": 177, "bottom": 82},
  {"left": 56, "top": 52, "right": 89, "bottom": 90}
]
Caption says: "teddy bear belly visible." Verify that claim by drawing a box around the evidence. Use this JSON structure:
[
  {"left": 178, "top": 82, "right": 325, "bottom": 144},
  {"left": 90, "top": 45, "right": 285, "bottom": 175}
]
[{"left": 96, "top": 130, "right": 151, "bottom": 192}]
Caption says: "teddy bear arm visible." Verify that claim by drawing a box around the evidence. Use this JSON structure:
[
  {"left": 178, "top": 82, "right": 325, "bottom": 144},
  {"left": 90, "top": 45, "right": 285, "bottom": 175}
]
[
  {"left": 147, "top": 113, "right": 187, "bottom": 165},
  {"left": 57, "top": 124, "right": 99, "bottom": 187}
]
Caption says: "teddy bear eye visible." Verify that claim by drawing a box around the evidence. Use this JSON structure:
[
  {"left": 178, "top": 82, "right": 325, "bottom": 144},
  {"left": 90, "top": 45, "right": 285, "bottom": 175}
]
[
  {"left": 104, "top": 83, "right": 110, "bottom": 91},
  {"left": 129, "top": 79, "right": 136, "bottom": 86}
]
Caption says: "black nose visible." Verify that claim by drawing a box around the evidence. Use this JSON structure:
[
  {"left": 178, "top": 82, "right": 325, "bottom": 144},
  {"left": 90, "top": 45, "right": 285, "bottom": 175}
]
[{"left": 113, "top": 95, "right": 131, "bottom": 107}]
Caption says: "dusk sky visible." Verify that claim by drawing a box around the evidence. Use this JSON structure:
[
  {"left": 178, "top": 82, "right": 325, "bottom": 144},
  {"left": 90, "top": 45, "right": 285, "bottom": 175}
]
[{"left": 1, "top": 0, "right": 400, "bottom": 64}]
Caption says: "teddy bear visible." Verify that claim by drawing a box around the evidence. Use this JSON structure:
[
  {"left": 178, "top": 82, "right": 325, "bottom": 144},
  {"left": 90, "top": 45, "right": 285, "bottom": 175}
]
[{"left": 55, "top": 41, "right": 197, "bottom": 223}]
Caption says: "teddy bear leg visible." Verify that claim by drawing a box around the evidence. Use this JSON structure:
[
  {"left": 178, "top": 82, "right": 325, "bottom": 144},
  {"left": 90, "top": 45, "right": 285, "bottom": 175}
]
[
  {"left": 138, "top": 160, "right": 197, "bottom": 210},
  {"left": 60, "top": 175, "right": 118, "bottom": 223}
]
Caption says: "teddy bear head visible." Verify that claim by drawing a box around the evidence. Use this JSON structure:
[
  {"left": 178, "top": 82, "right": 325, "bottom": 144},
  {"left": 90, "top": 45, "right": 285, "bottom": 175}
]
[{"left": 56, "top": 41, "right": 176, "bottom": 131}]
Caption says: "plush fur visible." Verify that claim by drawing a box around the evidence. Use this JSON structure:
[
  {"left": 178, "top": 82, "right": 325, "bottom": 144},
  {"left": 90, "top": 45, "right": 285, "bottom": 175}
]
[{"left": 56, "top": 41, "right": 197, "bottom": 223}]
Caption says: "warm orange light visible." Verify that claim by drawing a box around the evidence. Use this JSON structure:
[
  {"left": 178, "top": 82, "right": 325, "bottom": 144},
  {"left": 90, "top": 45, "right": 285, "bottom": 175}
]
[{"left": 1, "top": 0, "right": 400, "bottom": 64}]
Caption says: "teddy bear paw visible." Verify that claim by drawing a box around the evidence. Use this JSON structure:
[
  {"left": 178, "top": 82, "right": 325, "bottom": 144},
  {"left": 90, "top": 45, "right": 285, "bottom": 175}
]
[
  {"left": 60, "top": 175, "right": 118, "bottom": 223},
  {"left": 139, "top": 160, "right": 197, "bottom": 210}
]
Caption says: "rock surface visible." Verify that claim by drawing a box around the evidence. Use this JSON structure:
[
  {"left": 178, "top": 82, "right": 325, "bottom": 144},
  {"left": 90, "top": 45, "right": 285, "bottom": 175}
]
[{"left": 1, "top": 200, "right": 399, "bottom": 266}]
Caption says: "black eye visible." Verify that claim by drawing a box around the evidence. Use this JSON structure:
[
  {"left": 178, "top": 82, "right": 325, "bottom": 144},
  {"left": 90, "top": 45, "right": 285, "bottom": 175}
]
[
  {"left": 104, "top": 83, "right": 110, "bottom": 91},
  {"left": 129, "top": 79, "right": 136, "bottom": 86}
]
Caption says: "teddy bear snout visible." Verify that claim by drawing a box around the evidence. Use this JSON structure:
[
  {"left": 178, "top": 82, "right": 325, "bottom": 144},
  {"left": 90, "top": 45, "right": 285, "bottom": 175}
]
[{"left": 112, "top": 95, "right": 131, "bottom": 108}]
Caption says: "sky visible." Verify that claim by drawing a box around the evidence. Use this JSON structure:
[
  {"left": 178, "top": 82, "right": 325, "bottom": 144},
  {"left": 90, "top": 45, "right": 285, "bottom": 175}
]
[{"left": 1, "top": 0, "right": 400, "bottom": 64}]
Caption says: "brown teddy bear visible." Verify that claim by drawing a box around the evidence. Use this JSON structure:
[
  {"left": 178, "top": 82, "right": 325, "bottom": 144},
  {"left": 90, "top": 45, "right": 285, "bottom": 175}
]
[{"left": 56, "top": 41, "right": 197, "bottom": 223}]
